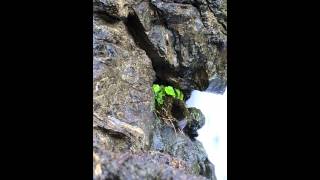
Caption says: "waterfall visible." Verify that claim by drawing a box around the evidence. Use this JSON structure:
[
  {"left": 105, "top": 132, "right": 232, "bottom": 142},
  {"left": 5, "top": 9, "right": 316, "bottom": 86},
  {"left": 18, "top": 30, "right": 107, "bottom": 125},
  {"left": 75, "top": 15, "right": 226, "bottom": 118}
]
[{"left": 186, "top": 88, "right": 227, "bottom": 180}]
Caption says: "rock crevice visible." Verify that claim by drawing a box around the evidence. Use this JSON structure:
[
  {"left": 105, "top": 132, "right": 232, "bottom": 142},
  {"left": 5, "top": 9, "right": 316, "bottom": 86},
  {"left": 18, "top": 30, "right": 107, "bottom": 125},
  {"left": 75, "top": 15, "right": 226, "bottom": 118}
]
[{"left": 93, "top": 0, "right": 227, "bottom": 179}]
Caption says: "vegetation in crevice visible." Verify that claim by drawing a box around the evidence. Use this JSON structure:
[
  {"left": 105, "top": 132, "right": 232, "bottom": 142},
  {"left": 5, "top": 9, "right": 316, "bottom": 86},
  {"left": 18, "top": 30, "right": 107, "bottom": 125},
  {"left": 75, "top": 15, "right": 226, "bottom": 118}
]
[
  {"left": 152, "top": 84, "right": 184, "bottom": 106},
  {"left": 152, "top": 84, "right": 186, "bottom": 134}
]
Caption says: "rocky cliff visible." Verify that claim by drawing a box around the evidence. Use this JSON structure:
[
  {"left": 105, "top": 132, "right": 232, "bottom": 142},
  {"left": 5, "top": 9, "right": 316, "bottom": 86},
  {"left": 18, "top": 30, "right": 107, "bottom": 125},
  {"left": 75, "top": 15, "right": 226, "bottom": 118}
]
[{"left": 93, "top": 0, "right": 227, "bottom": 179}]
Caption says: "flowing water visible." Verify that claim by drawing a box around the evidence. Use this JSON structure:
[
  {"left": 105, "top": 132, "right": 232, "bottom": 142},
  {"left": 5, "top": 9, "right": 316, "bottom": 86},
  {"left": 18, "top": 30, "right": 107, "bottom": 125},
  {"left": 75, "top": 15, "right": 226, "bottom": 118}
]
[{"left": 186, "top": 88, "right": 227, "bottom": 180}]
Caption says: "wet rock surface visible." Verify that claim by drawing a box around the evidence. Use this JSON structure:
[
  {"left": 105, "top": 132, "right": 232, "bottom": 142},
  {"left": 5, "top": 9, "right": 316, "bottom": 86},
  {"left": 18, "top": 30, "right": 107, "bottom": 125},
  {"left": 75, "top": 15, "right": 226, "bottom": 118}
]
[
  {"left": 183, "top": 107, "right": 206, "bottom": 138},
  {"left": 151, "top": 125, "right": 216, "bottom": 179},
  {"left": 93, "top": 0, "right": 226, "bottom": 179},
  {"left": 131, "top": 0, "right": 227, "bottom": 98},
  {"left": 207, "top": 74, "right": 227, "bottom": 94},
  {"left": 93, "top": 149, "right": 208, "bottom": 180}
]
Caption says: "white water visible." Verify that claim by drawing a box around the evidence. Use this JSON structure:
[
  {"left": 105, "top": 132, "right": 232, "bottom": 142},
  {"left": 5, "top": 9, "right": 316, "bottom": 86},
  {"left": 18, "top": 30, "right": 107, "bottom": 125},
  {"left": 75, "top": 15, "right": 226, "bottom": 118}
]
[{"left": 186, "top": 88, "right": 227, "bottom": 180}]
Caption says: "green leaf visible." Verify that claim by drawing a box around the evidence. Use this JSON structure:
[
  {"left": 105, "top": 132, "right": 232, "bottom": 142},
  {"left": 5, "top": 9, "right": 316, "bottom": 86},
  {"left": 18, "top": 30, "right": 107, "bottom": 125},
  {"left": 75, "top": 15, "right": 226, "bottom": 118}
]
[
  {"left": 164, "top": 86, "right": 176, "bottom": 97},
  {"left": 155, "top": 89, "right": 165, "bottom": 105},
  {"left": 175, "top": 89, "right": 182, "bottom": 100},
  {"left": 156, "top": 94, "right": 164, "bottom": 105},
  {"left": 157, "top": 96, "right": 164, "bottom": 105},
  {"left": 175, "top": 89, "right": 180, "bottom": 97},
  {"left": 158, "top": 89, "right": 164, "bottom": 96},
  {"left": 153, "top": 84, "right": 184, "bottom": 106},
  {"left": 152, "top": 84, "right": 161, "bottom": 93},
  {"left": 174, "top": 88, "right": 184, "bottom": 100}
]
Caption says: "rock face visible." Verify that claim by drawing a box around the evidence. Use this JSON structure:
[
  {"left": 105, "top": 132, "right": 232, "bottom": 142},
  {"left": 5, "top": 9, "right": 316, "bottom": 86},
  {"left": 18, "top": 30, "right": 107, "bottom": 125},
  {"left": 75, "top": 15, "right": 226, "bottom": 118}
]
[
  {"left": 93, "top": 0, "right": 226, "bottom": 179},
  {"left": 131, "top": 0, "right": 227, "bottom": 98},
  {"left": 94, "top": 149, "right": 208, "bottom": 180},
  {"left": 93, "top": 15, "right": 156, "bottom": 151}
]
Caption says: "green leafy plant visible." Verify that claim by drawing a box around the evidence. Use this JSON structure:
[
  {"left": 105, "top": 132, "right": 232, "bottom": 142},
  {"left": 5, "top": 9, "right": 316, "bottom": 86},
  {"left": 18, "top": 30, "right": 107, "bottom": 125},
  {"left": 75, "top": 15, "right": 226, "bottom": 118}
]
[
  {"left": 175, "top": 89, "right": 184, "bottom": 101},
  {"left": 152, "top": 84, "right": 184, "bottom": 106},
  {"left": 164, "top": 86, "right": 176, "bottom": 97},
  {"left": 153, "top": 84, "right": 165, "bottom": 105}
]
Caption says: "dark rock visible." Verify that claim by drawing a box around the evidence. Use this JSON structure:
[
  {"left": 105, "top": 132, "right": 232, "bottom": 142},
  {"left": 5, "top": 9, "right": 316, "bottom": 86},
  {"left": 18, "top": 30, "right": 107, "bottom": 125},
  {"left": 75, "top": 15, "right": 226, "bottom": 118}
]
[
  {"left": 177, "top": 119, "right": 188, "bottom": 129},
  {"left": 206, "top": 74, "right": 227, "bottom": 94},
  {"left": 93, "top": 0, "right": 133, "bottom": 19},
  {"left": 207, "top": 0, "right": 227, "bottom": 31},
  {"left": 93, "top": 0, "right": 226, "bottom": 179},
  {"left": 93, "top": 15, "right": 156, "bottom": 150},
  {"left": 171, "top": 99, "right": 189, "bottom": 120},
  {"left": 94, "top": 149, "right": 208, "bottom": 180},
  {"left": 151, "top": 98, "right": 215, "bottom": 179},
  {"left": 152, "top": 126, "right": 216, "bottom": 180},
  {"left": 151, "top": 125, "right": 165, "bottom": 151},
  {"left": 183, "top": 107, "right": 205, "bottom": 139},
  {"left": 129, "top": 0, "right": 227, "bottom": 98}
]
